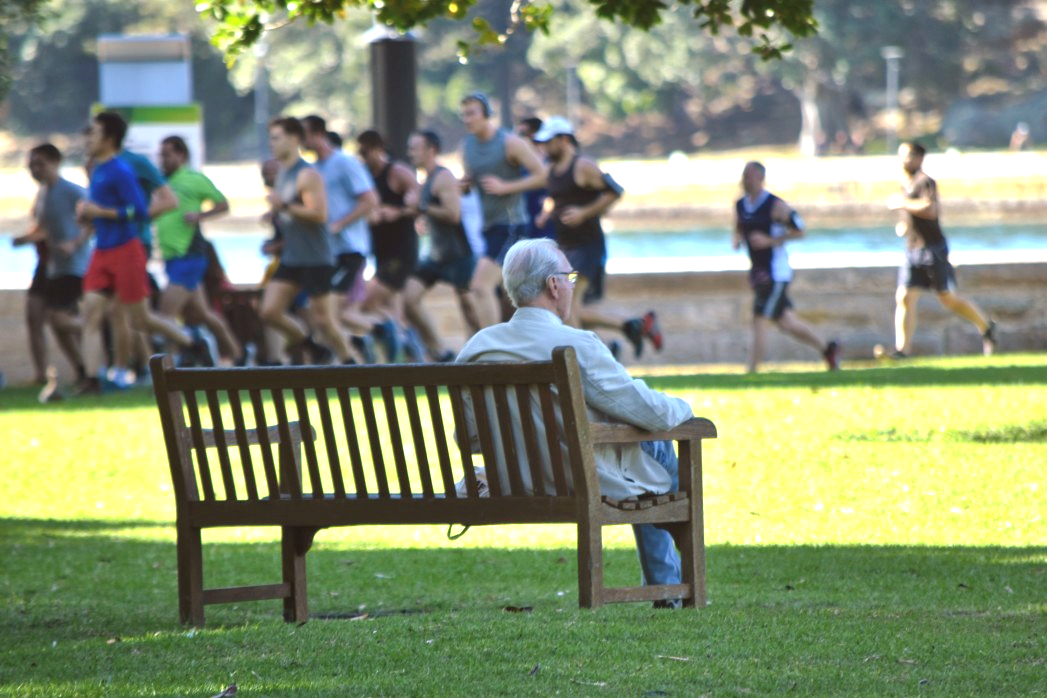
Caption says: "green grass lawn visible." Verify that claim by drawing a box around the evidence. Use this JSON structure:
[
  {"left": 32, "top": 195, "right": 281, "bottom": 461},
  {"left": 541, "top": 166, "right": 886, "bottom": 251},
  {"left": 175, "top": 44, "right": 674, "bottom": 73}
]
[{"left": 1, "top": 355, "right": 1045, "bottom": 697}]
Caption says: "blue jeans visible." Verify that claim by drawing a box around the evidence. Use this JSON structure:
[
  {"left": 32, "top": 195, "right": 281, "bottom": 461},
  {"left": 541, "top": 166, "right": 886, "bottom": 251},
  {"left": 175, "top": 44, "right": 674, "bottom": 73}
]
[{"left": 633, "top": 440, "right": 682, "bottom": 588}]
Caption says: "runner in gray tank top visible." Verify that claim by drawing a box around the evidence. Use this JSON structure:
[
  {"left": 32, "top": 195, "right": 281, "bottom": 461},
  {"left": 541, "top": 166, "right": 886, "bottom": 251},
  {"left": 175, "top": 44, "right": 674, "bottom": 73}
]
[
  {"left": 259, "top": 117, "right": 359, "bottom": 365},
  {"left": 532, "top": 116, "right": 664, "bottom": 362},
  {"left": 402, "top": 130, "right": 479, "bottom": 362},
  {"left": 458, "top": 93, "right": 546, "bottom": 330},
  {"left": 275, "top": 158, "right": 333, "bottom": 267}
]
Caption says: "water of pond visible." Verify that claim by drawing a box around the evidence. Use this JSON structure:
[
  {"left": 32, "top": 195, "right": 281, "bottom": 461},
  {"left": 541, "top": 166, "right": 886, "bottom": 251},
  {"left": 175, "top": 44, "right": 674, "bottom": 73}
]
[{"left": 3, "top": 221, "right": 1046, "bottom": 288}]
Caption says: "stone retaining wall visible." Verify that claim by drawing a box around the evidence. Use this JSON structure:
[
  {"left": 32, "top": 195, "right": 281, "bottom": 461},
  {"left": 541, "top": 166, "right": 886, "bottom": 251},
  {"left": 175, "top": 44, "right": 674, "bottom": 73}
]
[{"left": 1, "top": 261, "right": 1043, "bottom": 386}]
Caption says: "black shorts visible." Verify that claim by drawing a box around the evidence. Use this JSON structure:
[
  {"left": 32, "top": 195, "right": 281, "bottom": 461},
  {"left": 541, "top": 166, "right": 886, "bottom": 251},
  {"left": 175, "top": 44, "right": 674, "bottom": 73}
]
[
  {"left": 900, "top": 244, "right": 956, "bottom": 293},
  {"left": 28, "top": 262, "right": 47, "bottom": 297},
  {"left": 482, "top": 223, "right": 526, "bottom": 265},
  {"left": 414, "top": 255, "right": 476, "bottom": 292},
  {"left": 272, "top": 263, "right": 334, "bottom": 298},
  {"left": 562, "top": 239, "right": 607, "bottom": 305},
  {"left": 753, "top": 281, "right": 793, "bottom": 320},
  {"left": 330, "top": 252, "right": 366, "bottom": 293},
  {"left": 375, "top": 236, "right": 419, "bottom": 291},
  {"left": 44, "top": 275, "right": 83, "bottom": 310}
]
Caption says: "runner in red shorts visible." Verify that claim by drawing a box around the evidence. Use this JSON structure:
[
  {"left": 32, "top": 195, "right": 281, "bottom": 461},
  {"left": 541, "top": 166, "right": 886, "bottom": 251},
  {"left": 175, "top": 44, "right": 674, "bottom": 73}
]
[{"left": 75, "top": 112, "right": 212, "bottom": 395}]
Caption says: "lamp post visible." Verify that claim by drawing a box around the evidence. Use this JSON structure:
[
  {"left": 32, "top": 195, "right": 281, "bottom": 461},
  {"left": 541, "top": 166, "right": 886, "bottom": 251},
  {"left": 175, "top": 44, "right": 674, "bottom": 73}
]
[
  {"left": 253, "top": 35, "right": 270, "bottom": 161},
  {"left": 365, "top": 22, "right": 417, "bottom": 161},
  {"left": 881, "top": 46, "right": 904, "bottom": 155}
]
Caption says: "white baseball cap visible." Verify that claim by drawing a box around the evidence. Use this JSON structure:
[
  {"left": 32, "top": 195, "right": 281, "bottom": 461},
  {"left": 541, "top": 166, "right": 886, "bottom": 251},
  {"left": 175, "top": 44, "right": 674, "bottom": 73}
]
[{"left": 533, "top": 116, "right": 575, "bottom": 143}]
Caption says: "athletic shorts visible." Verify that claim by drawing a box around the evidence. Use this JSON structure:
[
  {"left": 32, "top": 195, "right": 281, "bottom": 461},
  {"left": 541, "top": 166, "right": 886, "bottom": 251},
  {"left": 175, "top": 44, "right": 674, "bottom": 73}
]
[
  {"left": 563, "top": 239, "right": 607, "bottom": 305},
  {"left": 375, "top": 237, "right": 419, "bottom": 291},
  {"left": 752, "top": 281, "right": 793, "bottom": 320},
  {"left": 414, "top": 255, "right": 476, "bottom": 292},
  {"left": 83, "top": 238, "right": 151, "bottom": 304},
  {"left": 272, "top": 263, "right": 334, "bottom": 298},
  {"left": 28, "top": 261, "right": 47, "bottom": 297},
  {"left": 900, "top": 244, "right": 956, "bottom": 293},
  {"left": 44, "top": 275, "right": 83, "bottom": 310},
  {"left": 165, "top": 255, "right": 208, "bottom": 291},
  {"left": 330, "top": 252, "right": 366, "bottom": 294},
  {"left": 482, "top": 223, "right": 526, "bottom": 265}
]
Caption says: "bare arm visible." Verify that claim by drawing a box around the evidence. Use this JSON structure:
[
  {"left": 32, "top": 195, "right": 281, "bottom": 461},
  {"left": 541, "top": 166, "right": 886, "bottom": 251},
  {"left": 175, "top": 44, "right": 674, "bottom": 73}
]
[
  {"left": 887, "top": 179, "right": 939, "bottom": 219},
  {"left": 557, "top": 158, "right": 621, "bottom": 228},
  {"left": 332, "top": 189, "right": 378, "bottom": 232},
  {"left": 478, "top": 134, "right": 547, "bottom": 196},
  {"left": 184, "top": 199, "right": 230, "bottom": 226},
  {"left": 425, "top": 170, "right": 461, "bottom": 224},
  {"left": 372, "top": 163, "right": 420, "bottom": 223},
  {"left": 149, "top": 184, "right": 178, "bottom": 220},
  {"left": 288, "top": 168, "right": 328, "bottom": 224}
]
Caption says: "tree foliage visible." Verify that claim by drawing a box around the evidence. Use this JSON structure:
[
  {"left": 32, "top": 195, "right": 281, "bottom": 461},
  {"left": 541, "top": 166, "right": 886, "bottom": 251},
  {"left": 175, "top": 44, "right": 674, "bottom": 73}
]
[
  {"left": 197, "top": 0, "right": 817, "bottom": 62},
  {"left": 0, "top": 0, "right": 49, "bottom": 102}
]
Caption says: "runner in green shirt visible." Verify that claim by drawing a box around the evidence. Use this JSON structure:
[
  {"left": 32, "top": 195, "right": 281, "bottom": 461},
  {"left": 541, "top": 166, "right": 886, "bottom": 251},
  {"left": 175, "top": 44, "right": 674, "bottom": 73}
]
[{"left": 156, "top": 135, "right": 243, "bottom": 364}]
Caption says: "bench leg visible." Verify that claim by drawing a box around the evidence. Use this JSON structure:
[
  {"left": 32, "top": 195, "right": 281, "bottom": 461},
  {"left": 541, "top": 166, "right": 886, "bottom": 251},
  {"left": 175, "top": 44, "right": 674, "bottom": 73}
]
[
  {"left": 282, "top": 527, "right": 315, "bottom": 623},
  {"left": 177, "top": 523, "right": 205, "bottom": 626},
  {"left": 576, "top": 520, "right": 603, "bottom": 608}
]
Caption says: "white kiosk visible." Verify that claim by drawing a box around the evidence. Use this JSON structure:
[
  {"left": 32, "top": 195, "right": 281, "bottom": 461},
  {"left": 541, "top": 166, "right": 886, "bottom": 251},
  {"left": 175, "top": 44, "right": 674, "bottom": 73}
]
[{"left": 96, "top": 34, "right": 204, "bottom": 168}]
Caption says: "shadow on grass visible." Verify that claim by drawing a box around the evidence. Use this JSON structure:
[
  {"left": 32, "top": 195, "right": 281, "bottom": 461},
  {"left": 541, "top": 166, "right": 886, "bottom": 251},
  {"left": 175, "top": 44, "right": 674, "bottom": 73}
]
[
  {"left": 647, "top": 362, "right": 1047, "bottom": 392},
  {"left": 2, "top": 517, "right": 1044, "bottom": 633},
  {"left": 838, "top": 420, "right": 1047, "bottom": 444},
  {"left": 2, "top": 361, "right": 1044, "bottom": 413}
]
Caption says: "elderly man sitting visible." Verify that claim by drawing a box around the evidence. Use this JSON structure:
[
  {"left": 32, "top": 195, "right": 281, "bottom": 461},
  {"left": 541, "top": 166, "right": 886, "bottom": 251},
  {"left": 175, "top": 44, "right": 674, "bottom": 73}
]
[{"left": 456, "top": 238, "right": 694, "bottom": 603}]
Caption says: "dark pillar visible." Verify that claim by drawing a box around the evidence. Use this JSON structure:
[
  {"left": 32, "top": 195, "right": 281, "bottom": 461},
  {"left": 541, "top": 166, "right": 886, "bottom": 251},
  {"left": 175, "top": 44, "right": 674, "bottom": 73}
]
[{"left": 369, "top": 36, "right": 417, "bottom": 161}]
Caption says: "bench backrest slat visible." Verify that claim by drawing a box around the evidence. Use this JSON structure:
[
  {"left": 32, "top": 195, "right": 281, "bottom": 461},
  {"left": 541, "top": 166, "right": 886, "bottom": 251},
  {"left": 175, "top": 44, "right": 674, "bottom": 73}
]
[
  {"left": 226, "top": 390, "right": 259, "bottom": 500},
  {"left": 537, "top": 384, "right": 571, "bottom": 496},
  {"left": 403, "top": 386, "right": 435, "bottom": 498},
  {"left": 448, "top": 385, "right": 479, "bottom": 498},
  {"left": 359, "top": 388, "right": 391, "bottom": 498},
  {"left": 467, "top": 384, "right": 503, "bottom": 497},
  {"left": 205, "top": 389, "right": 239, "bottom": 499},
  {"left": 314, "top": 389, "right": 347, "bottom": 498},
  {"left": 492, "top": 384, "right": 526, "bottom": 495},
  {"left": 291, "top": 388, "right": 324, "bottom": 498},
  {"left": 514, "top": 384, "right": 549, "bottom": 497},
  {"left": 271, "top": 388, "right": 303, "bottom": 498},
  {"left": 425, "top": 384, "right": 458, "bottom": 496},
  {"left": 335, "top": 386, "right": 369, "bottom": 499},
  {"left": 381, "top": 386, "right": 414, "bottom": 498},
  {"left": 184, "top": 390, "right": 216, "bottom": 501},
  {"left": 248, "top": 388, "right": 282, "bottom": 497}
]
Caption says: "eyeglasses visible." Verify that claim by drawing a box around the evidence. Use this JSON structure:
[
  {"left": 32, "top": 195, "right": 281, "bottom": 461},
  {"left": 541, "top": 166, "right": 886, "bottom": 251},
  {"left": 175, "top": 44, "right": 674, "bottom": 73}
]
[{"left": 552, "top": 270, "right": 579, "bottom": 284}]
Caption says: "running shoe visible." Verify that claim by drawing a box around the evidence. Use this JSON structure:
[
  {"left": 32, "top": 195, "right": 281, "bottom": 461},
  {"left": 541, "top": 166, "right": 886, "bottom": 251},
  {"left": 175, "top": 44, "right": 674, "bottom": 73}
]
[
  {"left": 982, "top": 320, "right": 997, "bottom": 357},
  {"left": 888, "top": 350, "right": 908, "bottom": 360},
  {"left": 350, "top": 335, "right": 376, "bottom": 364},
  {"left": 38, "top": 367, "right": 63, "bottom": 403},
  {"left": 642, "top": 310, "right": 664, "bottom": 352},
  {"left": 107, "top": 366, "right": 137, "bottom": 389},
  {"left": 823, "top": 340, "right": 841, "bottom": 371},
  {"left": 623, "top": 319, "right": 644, "bottom": 358},
  {"left": 72, "top": 377, "right": 103, "bottom": 397},
  {"left": 303, "top": 336, "right": 334, "bottom": 365},
  {"left": 402, "top": 328, "right": 427, "bottom": 363},
  {"left": 373, "top": 320, "right": 402, "bottom": 363}
]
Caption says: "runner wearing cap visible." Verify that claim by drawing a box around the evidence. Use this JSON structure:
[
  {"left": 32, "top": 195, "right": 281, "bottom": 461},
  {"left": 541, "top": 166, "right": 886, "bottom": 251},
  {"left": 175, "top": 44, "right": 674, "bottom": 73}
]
[
  {"left": 534, "top": 116, "right": 663, "bottom": 359},
  {"left": 459, "top": 93, "right": 547, "bottom": 329}
]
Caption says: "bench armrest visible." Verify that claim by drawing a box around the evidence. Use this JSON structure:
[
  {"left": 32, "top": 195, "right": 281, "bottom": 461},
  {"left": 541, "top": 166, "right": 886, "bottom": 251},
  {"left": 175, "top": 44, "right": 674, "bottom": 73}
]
[{"left": 588, "top": 417, "right": 716, "bottom": 445}]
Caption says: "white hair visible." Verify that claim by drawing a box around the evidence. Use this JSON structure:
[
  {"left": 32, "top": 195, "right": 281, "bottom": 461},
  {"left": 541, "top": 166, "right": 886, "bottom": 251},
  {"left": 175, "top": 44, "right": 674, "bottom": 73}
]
[{"left": 502, "top": 239, "right": 563, "bottom": 308}]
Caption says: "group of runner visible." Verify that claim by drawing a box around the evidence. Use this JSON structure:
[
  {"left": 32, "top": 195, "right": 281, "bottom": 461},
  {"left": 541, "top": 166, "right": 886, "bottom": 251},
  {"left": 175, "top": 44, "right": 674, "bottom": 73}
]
[
  {"left": 15, "top": 97, "right": 998, "bottom": 397},
  {"left": 251, "top": 95, "right": 665, "bottom": 371},
  {"left": 734, "top": 142, "right": 996, "bottom": 372}
]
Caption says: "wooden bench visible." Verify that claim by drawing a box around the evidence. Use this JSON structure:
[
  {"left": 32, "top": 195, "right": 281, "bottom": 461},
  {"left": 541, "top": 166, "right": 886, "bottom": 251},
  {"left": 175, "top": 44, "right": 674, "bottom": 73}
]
[{"left": 150, "top": 347, "right": 717, "bottom": 626}]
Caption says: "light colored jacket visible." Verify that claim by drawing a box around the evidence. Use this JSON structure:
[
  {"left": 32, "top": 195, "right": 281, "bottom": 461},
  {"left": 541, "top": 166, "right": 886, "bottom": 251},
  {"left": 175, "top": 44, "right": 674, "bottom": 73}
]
[{"left": 456, "top": 307, "right": 694, "bottom": 500}]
